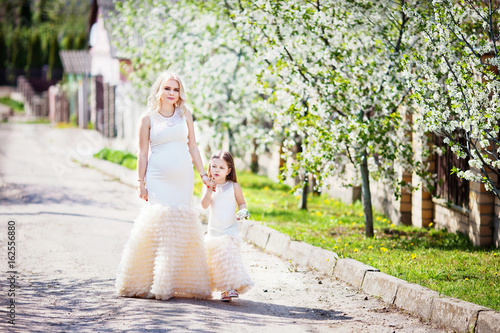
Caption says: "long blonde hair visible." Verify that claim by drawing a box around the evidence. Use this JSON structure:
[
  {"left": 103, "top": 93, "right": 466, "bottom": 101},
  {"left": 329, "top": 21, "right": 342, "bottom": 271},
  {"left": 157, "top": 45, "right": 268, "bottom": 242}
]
[{"left": 147, "top": 71, "right": 188, "bottom": 115}]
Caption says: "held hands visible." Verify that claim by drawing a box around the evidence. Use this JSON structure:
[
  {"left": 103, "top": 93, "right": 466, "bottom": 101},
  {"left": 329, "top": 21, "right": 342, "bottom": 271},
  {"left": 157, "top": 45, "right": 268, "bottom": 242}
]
[{"left": 201, "top": 174, "right": 211, "bottom": 187}]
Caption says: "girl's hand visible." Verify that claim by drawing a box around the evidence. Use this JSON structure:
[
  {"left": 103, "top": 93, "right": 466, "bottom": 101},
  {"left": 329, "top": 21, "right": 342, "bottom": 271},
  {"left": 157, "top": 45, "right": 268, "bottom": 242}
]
[
  {"left": 138, "top": 185, "right": 148, "bottom": 202},
  {"left": 207, "top": 178, "right": 216, "bottom": 192},
  {"left": 236, "top": 208, "right": 250, "bottom": 220}
]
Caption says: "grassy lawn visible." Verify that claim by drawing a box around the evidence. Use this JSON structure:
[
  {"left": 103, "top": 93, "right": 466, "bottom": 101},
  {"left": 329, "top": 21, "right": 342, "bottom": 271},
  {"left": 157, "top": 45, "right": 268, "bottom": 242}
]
[
  {"left": 235, "top": 171, "right": 500, "bottom": 312},
  {"left": 95, "top": 148, "right": 500, "bottom": 311}
]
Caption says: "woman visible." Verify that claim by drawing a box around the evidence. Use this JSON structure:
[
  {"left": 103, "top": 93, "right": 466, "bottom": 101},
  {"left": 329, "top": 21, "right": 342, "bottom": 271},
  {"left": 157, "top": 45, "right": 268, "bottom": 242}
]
[{"left": 115, "top": 72, "right": 212, "bottom": 300}]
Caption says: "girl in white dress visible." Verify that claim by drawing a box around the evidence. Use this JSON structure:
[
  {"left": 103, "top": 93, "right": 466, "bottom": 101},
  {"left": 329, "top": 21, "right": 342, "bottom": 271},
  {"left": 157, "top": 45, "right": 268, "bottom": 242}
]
[
  {"left": 201, "top": 151, "right": 254, "bottom": 301},
  {"left": 115, "top": 72, "right": 212, "bottom": 300}
]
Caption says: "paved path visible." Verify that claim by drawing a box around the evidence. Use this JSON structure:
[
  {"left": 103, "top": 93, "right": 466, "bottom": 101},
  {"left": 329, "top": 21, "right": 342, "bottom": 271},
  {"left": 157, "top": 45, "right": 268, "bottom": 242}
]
[{"left": 0, "top": 123, "right": 451, "bottom": 332}]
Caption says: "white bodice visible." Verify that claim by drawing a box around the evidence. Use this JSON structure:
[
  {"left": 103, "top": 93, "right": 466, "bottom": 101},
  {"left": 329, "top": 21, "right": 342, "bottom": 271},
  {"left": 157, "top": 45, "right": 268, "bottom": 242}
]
[
  {"left": 207, "top": 181, "right": 239, "bottom": 237},
  {"left": 148, "top": 108, "right": 187, "bottom": 149},
  {"left": 145, "top": 108, "right": 194, "bottom": 206}
]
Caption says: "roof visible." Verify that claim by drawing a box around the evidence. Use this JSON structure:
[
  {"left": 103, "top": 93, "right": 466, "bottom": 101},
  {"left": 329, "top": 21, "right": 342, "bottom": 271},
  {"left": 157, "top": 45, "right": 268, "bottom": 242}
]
[{"left": 59, "top": 50, "right": 91, "bottom": 74}]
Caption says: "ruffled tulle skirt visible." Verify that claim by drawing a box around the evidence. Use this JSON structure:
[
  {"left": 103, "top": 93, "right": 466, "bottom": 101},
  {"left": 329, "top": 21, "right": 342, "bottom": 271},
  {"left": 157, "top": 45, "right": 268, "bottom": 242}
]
[
  {"left": 115, "top": 204, "right": 212, "bottom": 300},
  {"left": 205, "top": 234, "right": 254, "bottom": 294}
]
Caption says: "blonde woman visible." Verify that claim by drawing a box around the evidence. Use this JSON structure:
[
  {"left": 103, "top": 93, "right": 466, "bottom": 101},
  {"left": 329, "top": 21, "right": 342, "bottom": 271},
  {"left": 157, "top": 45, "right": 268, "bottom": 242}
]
[{"left": 115, "top": 72, "right": 212, "bottom": 300}]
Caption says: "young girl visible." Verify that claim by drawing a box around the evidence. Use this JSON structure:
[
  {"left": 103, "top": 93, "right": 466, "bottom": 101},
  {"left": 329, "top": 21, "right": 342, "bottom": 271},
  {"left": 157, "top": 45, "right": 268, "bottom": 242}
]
[{"left": 201, "top": 151, "right": 254, "bottom": 301}]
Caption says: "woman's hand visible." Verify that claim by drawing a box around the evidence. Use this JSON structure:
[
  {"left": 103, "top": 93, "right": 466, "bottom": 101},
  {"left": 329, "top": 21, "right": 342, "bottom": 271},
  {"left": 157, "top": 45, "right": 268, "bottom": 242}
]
[
  {"left": 201, "top": 174, "right": 211, "bottom": 187},
  {"left": 138, "top": 184, "right": 148, "bottom": 201}
]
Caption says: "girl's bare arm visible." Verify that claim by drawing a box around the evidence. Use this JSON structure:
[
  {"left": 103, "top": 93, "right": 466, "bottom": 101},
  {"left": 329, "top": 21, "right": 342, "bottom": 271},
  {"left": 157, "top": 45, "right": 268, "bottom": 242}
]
[{"left": 234, "top": 183, "right": 247, "bottom": 210}]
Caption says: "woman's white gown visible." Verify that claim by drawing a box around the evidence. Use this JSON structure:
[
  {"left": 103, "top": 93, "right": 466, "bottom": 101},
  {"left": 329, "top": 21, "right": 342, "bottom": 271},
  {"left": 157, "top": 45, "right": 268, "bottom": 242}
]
[{"left": 115, "top": 108, "right": 211, "bottom": 300}]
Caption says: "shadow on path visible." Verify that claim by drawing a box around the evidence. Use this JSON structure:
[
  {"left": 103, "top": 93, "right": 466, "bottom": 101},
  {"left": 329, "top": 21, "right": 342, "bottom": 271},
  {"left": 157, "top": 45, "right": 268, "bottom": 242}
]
[{"left": 4, "top": 276, "right": 351, "bottom": 333}]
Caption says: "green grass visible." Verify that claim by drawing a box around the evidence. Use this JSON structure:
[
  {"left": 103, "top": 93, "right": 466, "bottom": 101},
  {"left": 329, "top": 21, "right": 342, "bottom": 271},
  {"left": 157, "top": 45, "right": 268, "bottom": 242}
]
[
  {"left": 94, "top": 148, "right": 137, "bottom": 170},
  {"left": 0, "top": 97, "right": 24, "bottom": 113},
  {"left": 94, "top": 149, "right": 500, "bottom": 311},
  {"left": 235, "top": 171, "right": 500, "bottom": 311}
]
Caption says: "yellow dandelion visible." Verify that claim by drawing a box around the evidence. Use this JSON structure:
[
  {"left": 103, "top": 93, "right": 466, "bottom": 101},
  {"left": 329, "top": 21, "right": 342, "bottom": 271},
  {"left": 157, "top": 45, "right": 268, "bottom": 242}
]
[
  {"left": 336, "top": 238, "right": 340, "bottom": 242},
  {"left": 352, "top": 222, "right": 356, "bottom": 226},
  {"left": 429, "top": 222, "right": 434, "bottom": 227},
  {"left": 289, "top": 260, "right": 292, "bottom": 263},
  {"left": 358, "top": 212, "right": 363, "bottom": 217},
  {"left": 339, "top": 221, "right": 342, "bottom": 224},
  {"left": 411, "top": 243, "right": 414, "bottom": 246},
  {"left": 333, "top": 246, "right": 338, "bottom": 249},
  {"left": 493, "top": 253, "right": 497, "bottom": 256},
  {"left": 324, "top": 199, "right": 330, "bottom": 204},
  {"left": 368, "top": 257, "right": 372, "bottom": 261},
  {"left": 327, "top": 258, "right": 330, "bottom": 261},
  {"left": 321, "top": 240, "right": 326, "bottom": 243},
  {"left": 368, "top": 246, "right": 373, "bottom": 249},
  {"left": 354, "top": 248, "right": 359, "bottom": 252},
  {"left": 382, "top": 218, "right": 387, "bottom": 223},
  {"left": 376, "top": 216, "right": 382, "bottom": 221},
  {"left": 392, "top": 244, "right": 396, "bottom": 247},
  {"left": 494, "top": 272, "right": 497, "bottom": 275},
  {"left": 391, "top": 224, "right": 395, "bottom": 227},
  {"left": 315, "top": 211, "right": 322, "bottom": 216},
  {"left": 381, "top": 243, "right": 385, "bottom": 246},
  {"left": 411, "top": 253, "right": 417, "bottom": 260},
  {"left": 295, "top": 196, "right": 300, "bottom": 199},
  {"left": 345, "top": 243, "right": 349, "bottom": 247},
  {"left": 381, "top": 247, "right": 388, "bottom": 252},
  {"left": 264, "top": 186, "right": 269, "bottom": 191},
  {"left": 465, "top": 278, "right": 469, "bottom": 281}
]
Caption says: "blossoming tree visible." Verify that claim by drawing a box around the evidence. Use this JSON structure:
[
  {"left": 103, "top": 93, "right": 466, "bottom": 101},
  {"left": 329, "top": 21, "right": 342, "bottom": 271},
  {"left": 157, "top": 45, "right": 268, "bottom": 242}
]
[
  {"left": 403, "top": 0, "right": 500, "bottom": 199},
  {"left": 111, "top": 0, "right": 271, "bottom": 161},
  {"left": 225, "top": 0, "right": 427, "bottom": 237}
]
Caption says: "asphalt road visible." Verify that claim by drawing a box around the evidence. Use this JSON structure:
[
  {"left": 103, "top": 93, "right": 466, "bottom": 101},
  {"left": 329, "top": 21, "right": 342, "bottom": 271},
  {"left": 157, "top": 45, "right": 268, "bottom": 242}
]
[{"left": 0, "top": 123, "right": 451, "bottom": 332}]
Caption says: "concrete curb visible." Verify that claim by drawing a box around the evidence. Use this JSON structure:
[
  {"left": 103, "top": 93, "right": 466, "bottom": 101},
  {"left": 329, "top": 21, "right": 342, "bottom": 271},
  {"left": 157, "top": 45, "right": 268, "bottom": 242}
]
[
  {"left": 238, "top": 220, "right": 339, "bottom": 274},
  {"left": 476, "top": 310, "right": 500, "bottom": 333},
  {"left": 334, "top": 258, "right": 379, "bottom": 287},
  {"left": 362, "top": 271, "right": 405, "bottom": 305},
  {"left": 430, "top": 297, "right": 489, "bottom": 333},
  {"left": 240, "top": 220, "right": 500, "bottom": 333},
  {"left": 79, "top": 156, "right": 500, "bottom": 333},
  {"left": 393, "top": 280, "right": 439, "bottom": 321}
]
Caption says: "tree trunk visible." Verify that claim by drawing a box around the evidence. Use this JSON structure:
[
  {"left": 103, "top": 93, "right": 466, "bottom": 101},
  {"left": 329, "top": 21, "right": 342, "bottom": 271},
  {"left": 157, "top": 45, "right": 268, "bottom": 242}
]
[
  {"left": 360, "top": 151, "right": 374, "bottom": 238},
  {"left": 250, "top": 138, "right": 259, "bottom": 173},
  {"left": 299, "top": 174, "right": 308, "bottom": 210},
  {"left": 311, "top": 174, "right": 320, "bottom": 196},
  {"left": 227, "top": 127, "right": 234, "bottom": 154}
]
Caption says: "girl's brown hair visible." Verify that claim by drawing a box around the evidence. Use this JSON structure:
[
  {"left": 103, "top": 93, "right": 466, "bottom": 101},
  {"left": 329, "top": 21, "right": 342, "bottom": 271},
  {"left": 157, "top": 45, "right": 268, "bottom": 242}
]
[{"left": 208, "top": 150, "right": 237, "bottom": 182}]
